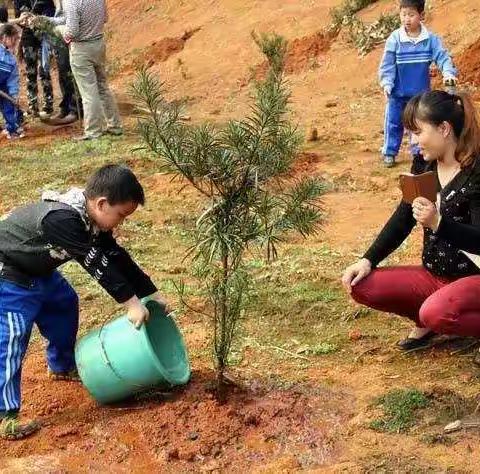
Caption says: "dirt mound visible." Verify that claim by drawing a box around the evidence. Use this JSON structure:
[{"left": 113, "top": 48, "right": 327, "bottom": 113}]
[
  {"left": 285, "top": 31, "right": 334, "bottom": 74},
  {"left": 289, "top": 151, "right": 324, "bottom": 175},
  {"left": 0, "top": 353, "right": 353, "bottom": 472},
  {"left": 456, "top": 38, "right": 480, "bottom": 87},
  {"left": 250, "top": 30, "right": 334, "bottom": 82},
  {"left": 126, "top": 28, "right": 201, "bottom": 72}
]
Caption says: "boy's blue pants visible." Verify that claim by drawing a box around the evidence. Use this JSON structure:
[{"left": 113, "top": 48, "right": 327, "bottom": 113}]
[
  {"left": 0, "top": 95, "right": 18, "bottom": 134},
  {"left": 382, "top": 96, "right": 420, "bottom": 157},
  {"left": 0, "top": 271, "right": 78, "bottom": 414}
]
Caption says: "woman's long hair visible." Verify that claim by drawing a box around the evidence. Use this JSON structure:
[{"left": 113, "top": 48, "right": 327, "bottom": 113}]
[{"left": 403, "top": 90, "right": 480, "bottom": 168}]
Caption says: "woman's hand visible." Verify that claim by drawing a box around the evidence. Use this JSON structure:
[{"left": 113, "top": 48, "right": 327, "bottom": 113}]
[
  {"left": 341, "top": 258, "right": 372, "bottom": 293},
  {"left": 412, "top": 197, "right": 440, "bottom": 231}
]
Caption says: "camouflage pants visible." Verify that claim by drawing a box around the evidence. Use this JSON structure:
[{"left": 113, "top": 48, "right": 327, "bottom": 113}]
[{"left": 22, "top": 43, "right": 54, "bottom": 113}]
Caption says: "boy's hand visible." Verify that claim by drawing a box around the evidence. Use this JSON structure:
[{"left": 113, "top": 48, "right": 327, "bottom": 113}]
[
  {"left": 147, "top": 292, "right": 173, "bottom": 315},
  {"left": 444, "top": 77, "right": 457, "bottom": 95},
  {"left": 124, "top": 296, "right": 149, "bottom": 329},
  {"left": 383, "top": 86, "right": 391, "bottom": 99}
]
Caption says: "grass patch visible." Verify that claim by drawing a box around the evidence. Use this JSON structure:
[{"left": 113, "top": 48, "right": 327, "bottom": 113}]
[
  {"left": 370, "top": 388, "right": 430, "bottom": 433},
  {"left": 298, "top": 342, "right": 338, "bottom": 355}
]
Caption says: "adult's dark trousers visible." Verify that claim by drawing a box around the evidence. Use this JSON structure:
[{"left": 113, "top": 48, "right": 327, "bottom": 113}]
[{"left": 53, "top": 43, "right": 82, "bottom": 117}]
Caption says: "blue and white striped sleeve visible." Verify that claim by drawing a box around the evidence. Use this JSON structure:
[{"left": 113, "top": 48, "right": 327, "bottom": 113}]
[
  {"left": 379, "top": 32, "right": 397, "bottom": 93},
  {"left": 6, "top": 59, "right": 19, "bottom": 98},
  {"left": 431, "top": 34, "right": 457, "bottom": 80}
]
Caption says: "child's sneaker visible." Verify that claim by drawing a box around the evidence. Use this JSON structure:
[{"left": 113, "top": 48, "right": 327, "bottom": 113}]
[
  {"left": 27, "top": 107, "right": 39, "bottom": 118},
  {"left": 6, "top": 129, "right": 25, "bottom": 140},
  {"left": 383, "top": 155, "right": 396, "bottom": 168},
  {"left": 47, "top": 368, "right": 81, "bottom": 382},
  {"left": 0, "top": 415, "right": 40, "bottom": 440}
]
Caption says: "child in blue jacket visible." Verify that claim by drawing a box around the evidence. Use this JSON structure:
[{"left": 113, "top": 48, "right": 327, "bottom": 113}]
[
  {"left": 379, "top": 0, "right": 457, "bottom": 167},
  {"left": 0, "top": 24, "right": 23, "bottom": 139}
]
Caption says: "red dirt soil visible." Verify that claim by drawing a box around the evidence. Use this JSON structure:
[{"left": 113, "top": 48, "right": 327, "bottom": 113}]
[
  {"left": 251, "top": 30, "right": 334, "bottom": 81},
  {"left": 127, "top": 28, "right": 201, "bottom": 72},
  {"left": 0, "top": 351, "right": 353, "bottom": 472},
  {"left": 456, "top": 38, "right": 480, "bottom": 87}
]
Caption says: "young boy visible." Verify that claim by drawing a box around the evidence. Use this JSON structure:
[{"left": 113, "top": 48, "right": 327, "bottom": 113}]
[
  {"left": 0, "top": 23, "right": 23, "bottom": 139},
  {"left": 0, "top": 164, "right": 168, "bottom": 440},
  {"left": 379, "top": 0, "right": 457, "bottom": 168}
]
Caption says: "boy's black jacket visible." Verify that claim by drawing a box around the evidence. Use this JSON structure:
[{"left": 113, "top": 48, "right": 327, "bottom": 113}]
[{"left": 0, "top": 199, "right": 157, "bottom": 303}]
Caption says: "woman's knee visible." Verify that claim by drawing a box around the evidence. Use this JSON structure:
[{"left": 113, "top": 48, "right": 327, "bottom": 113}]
[
  {"left": 350, "top": 277, "right": 375, "bottom": 306},
  {"left": 419, "top": 296, "right": 460, "bottom": 333}
]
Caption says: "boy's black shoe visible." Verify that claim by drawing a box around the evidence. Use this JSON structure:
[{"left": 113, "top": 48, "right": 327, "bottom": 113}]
[
  {"left": 473, "top": 349, "right": 480, "bottom": 366},
  {"left": 396, "top": 331, "right": 435, "bottom": 351},
  {"left": 0, "top": 414, "right": 40, "bottom": 440},
  {"left": 42, "top": 105, "right": 54, "bottom": 116},
  {"left": 47, "top": 368, "right": 80, "bottom": 382}
]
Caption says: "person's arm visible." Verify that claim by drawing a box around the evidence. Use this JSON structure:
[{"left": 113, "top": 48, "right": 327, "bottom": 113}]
[
  {"left": 96, "top": 231, "right": 158, "bottom": 299},
  {"left": 64, "top": 0, "right": 79, "bottom": 41},
  {"left": 363, "top": 201, "right": 416, "bottom": 267},
  {"left": 363, "top": 159, "right": 422, "bottom": 266},
  {"left": 42, "top": 11, "right": 65, "bottom": 25},
  {"left": 379, "top": 33, "right": 397, "bottom": 95},
  {"left": 431, "top": 35, "right": 457, "bottom": 81},
  {"left": 6, "top": 61, "right": 20, "bottom": 100},
  {"left": 39, "top": 0, "right": 65, "bottom": 24},
  {"left": 41, "top": 209, "right": 140, "bottom": 303}
]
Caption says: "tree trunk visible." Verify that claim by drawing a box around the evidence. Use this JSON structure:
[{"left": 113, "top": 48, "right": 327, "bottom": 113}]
[
  {"left": 215, "top": 251, "right": 229, "bottom": 403},
  {"left": 216, "top": 363, "right": 227, "bottom": 404}
]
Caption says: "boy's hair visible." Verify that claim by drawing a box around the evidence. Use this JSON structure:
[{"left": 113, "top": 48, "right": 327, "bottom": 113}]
[
  {"left": 0, "top": 5, "right": 8, "bottom": 23},
  {"left": 85, "top": 165, "right": 145, "bottom": 206},
  {"left": 400, "top": 0, "right": 425, "bottom": 13},
  {"left": 0, "top": 23, "right": 18, "bottom": 39}
]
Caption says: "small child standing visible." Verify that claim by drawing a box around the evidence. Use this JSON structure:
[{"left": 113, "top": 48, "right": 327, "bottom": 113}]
[
  {"left": 0, "top": 164, "right": 169, "bottom": 440},
  {"left": 0, "top": 23, "right": 24, "bottom": 139},
  {"left": 379, "top": 0, "right": 457, "bottom": 168}
]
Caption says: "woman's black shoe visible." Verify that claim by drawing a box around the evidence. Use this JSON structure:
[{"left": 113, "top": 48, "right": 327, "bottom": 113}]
[
  {"left": 473, "top": 349, "right": 480, "bottom": 366},
  {"left": 396, "top": 331, "right": 436, "bottom": 351}
]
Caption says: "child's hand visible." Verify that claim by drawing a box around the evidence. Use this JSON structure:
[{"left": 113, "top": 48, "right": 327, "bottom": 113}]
[
  {"left": 147, "top": 292, "right": 173, "bottom": 315},
  {"left": 124, "top": 296, "right": 149, "bottom": 329},
  {"left": 444, "top": 77, "right": 457, "bottom": 95},
  {"left": 383, "top": 86, "right": 391, "bottom": 99}
]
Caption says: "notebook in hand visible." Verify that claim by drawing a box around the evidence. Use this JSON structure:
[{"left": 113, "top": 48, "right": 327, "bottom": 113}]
[{"left": 399, "top": 171, "right": 437, "bottom": 204}]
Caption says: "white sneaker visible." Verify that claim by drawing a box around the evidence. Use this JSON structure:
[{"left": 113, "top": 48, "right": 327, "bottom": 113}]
[{"left": 6, "top": 130, "right": 25, "bottom": 140}]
